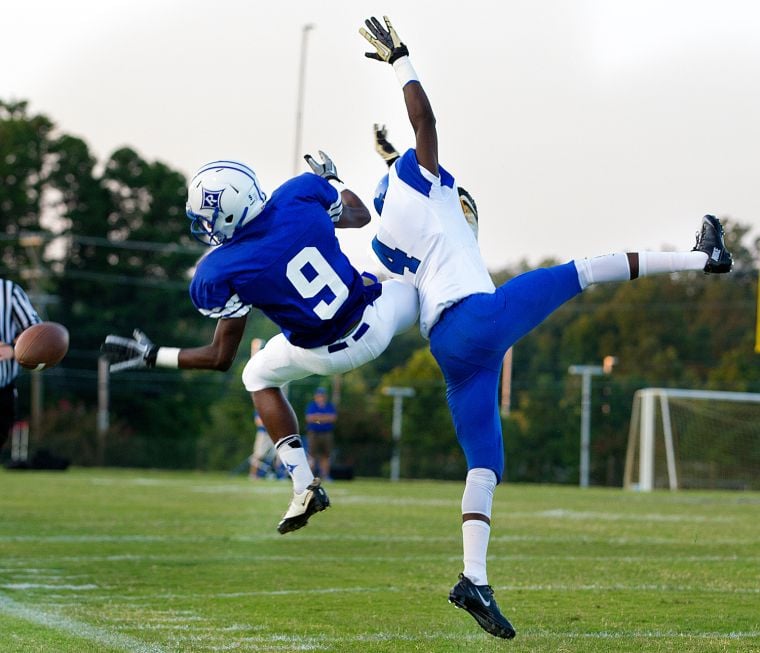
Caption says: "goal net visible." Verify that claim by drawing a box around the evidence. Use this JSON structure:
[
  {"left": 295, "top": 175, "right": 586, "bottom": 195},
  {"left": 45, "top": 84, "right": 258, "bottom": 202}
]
[{"left": 624, "top": 388, "right": 760, "bottom": 491}]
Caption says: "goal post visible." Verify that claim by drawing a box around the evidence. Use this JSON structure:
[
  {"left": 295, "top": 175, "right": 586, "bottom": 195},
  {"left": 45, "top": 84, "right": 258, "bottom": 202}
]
[{"left": 624, "top": 388, "right": 760, "bottom": 491}]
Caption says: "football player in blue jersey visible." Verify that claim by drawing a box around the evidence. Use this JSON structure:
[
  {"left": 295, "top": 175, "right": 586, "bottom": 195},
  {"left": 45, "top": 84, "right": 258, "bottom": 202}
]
[
  {"left": 102, "top": 153, "right": 419, "bottom": 534},
  {"left": 360, "top": 15, "right": 733, "bottom": 640}
]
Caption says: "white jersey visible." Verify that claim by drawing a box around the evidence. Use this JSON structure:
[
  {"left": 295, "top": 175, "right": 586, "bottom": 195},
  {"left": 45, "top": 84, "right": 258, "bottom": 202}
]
[{"left": 372, "top": 149, "right": 495, "bottom": 338}]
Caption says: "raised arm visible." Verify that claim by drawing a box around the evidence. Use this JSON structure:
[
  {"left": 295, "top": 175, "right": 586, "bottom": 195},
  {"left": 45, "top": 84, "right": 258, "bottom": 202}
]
[
  {"left": 304, "top": 149, "right": 371, "bottom": 228},
  {"left": 360, "top": 16, "right": 438, "bottom": 176}
]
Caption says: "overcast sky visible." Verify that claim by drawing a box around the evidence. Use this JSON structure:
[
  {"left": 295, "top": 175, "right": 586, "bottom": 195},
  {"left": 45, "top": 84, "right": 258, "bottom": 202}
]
[{"left": 3, "top": 0, "right": 759, "bottom": 271}]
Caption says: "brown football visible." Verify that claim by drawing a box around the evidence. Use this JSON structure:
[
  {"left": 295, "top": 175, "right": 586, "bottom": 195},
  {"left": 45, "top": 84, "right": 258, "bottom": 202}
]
[{"left": 14, "top": 322, "right": 70, "bottom": 370}]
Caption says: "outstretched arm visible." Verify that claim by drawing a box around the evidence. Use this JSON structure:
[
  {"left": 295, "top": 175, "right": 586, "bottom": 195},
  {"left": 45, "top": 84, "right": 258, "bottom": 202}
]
[
  {"left": 402, "top": 80, "right": 438, "bottom": 177},
  {"left": 176, "top": 316, "right": 248, "bottom": 370},
  {"left": 101, "top": 315, "right": 247, "bottom": 373},
  {"left": 361, "top": 16, "right": 438, "bottom": 176}
]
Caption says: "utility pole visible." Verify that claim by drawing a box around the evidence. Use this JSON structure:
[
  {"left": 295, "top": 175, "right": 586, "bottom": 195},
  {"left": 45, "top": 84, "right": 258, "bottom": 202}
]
[
  {"left": 382, "top": 386, "right": 415, "bottom": 481},
  {"left": 293, "top": 23, "right": 315, "bottom": 176},
  {"left": 97, "top": 356, "right": 110, "bottom": 465},
  {"left": 19, "top": 234, "right": 47, "bottom": 443},
  {"left": 569, "top": 356, "right": 616, "bottom": 488},
  {"left": 500, "top": 347, "right": 513, "bottom": 416},
  {"left": 568, "top": 364, "right": 604, "bottom": 488}
]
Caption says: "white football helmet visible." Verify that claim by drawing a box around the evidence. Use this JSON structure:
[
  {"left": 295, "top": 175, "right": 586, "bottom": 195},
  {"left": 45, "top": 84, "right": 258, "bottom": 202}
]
[{"left": 186, "top": 160, "right": 267, "bottom": 245}]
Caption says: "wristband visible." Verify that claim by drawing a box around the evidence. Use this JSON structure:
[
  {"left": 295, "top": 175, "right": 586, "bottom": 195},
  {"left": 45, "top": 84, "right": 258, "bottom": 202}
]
[
  {"left": 329, "top": 179, "right": 346, "bottom": 194},
  {"left": 392, "top": 56, "right": 419, "bottom": 87},
  {"left": 155, "top": 347, "right": 181, "bottom": 368}
]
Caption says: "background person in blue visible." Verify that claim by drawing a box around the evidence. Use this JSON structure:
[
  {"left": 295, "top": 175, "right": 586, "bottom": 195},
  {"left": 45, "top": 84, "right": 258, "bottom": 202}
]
[
  {"left": 360, "top": 15, "right": 733, "bottom": 640},
  {"left": 102, "top": 153, "right": 419, "bottom": 535},
  {"left": 304, "top": 386, "right": 337, "bottom": 480}
]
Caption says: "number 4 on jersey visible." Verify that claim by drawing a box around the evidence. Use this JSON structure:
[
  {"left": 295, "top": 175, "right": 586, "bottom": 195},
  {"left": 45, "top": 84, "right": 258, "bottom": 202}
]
[{"left": 372, "top": 237, "right": 421, "bottom": 275}]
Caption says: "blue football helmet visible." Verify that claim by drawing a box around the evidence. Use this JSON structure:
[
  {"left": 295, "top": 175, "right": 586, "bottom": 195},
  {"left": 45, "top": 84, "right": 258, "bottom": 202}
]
[
  {"left": 186, "top": 160, "right": 267, "bottom": 246},
  {"left": 373, "top": 173, "right": 389, "bottom": 216}
]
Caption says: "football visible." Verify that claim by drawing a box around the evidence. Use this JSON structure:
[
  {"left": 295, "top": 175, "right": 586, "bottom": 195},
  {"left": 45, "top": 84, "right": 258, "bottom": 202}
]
[{"left": 14, "top": 322, "right": 70, "bottom": 370}]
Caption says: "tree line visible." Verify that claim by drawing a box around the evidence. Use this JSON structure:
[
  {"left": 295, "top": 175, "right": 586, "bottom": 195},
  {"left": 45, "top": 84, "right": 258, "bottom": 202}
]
[{"left": 2, "top": 99, "right": 758, "bottom": 484}]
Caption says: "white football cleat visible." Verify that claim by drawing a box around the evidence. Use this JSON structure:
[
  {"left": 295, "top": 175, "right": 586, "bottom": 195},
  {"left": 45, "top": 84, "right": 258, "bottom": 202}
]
[{"left": 277, "top": 478, "right": 330, "bottom": 534}]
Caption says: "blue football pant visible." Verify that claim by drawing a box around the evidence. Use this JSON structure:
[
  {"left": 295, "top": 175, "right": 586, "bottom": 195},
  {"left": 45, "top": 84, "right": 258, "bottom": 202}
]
[{"left": 429, "top": 261, "right": 582, "bottom": 482}]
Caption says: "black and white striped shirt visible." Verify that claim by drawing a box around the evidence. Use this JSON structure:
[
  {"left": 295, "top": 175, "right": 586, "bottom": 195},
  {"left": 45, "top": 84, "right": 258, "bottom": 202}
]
[{"left": 1, "top": 278, "right": 41, "bottom": 387}]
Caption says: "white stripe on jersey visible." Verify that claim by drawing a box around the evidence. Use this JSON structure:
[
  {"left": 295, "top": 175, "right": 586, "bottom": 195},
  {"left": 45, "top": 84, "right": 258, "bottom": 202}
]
[
  {"left": 328, "top": 196, "right": 343, "bottom": 223},
  {"left": 374, "top": 163, "right": 495, "bottom": 339},
  {"left": 198, "top": 293, "right": 252, "bottom": 319}
]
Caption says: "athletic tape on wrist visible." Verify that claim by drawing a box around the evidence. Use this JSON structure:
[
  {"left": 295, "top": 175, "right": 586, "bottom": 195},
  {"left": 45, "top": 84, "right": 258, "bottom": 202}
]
[
  {"left": 329, "top": 179, "right": 346, "bottom": 194},
  {"left": 392, "top": 56, "right": 419, "bottom": 87},
  {"left": 155, "top": 347, "right": 180, "bottom": 368}
]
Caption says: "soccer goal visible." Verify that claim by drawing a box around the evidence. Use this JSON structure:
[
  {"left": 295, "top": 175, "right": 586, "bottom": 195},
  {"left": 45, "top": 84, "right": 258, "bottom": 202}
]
[{"left": 623, "top": 388, "right": 760, "bottom": 491}]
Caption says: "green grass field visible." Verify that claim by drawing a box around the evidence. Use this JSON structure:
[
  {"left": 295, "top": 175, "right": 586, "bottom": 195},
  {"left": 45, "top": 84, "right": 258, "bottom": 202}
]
[{"left": 0, "top": 468, "right": 758, "bottom": 652}]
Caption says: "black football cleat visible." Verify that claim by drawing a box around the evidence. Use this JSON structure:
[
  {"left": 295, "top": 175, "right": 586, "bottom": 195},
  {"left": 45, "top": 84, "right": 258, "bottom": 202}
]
[
  {"left": 277, "top": 478, "right": 330, "bottom": 534},
  {"left": 449, "top": 573, "right": 516, "bottom": 639},
  {"left": 692, "top": 215, "right": 733, "bottom": 274}
]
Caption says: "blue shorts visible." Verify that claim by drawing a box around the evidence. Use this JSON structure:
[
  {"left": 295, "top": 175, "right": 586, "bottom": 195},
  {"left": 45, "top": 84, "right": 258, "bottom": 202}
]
[{"left": 429, "top": 261, "right": 582, "bottom": 482}]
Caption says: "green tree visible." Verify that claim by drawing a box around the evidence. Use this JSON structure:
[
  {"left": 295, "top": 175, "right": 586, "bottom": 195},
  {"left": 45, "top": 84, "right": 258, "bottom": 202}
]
[
  {"left": 378, "top": 348, "right": 463, "bottom": 479},
  {"left": 0, "top": 100, "right": 52, "bottom": 271}
]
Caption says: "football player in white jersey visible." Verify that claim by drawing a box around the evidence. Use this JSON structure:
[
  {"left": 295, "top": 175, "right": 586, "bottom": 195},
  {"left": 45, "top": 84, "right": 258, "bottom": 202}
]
[
  {"left": 102, "top": 152, "right": 419, "bottom": 535},
  {"left": 360, "top": 15, "right": 733, "bottom": 640}
]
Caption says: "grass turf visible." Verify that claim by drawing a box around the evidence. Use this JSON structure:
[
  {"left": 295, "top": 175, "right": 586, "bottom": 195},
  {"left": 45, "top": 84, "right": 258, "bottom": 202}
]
[{"left": 0, "top": 468, "right": 758, "bottom": 652}]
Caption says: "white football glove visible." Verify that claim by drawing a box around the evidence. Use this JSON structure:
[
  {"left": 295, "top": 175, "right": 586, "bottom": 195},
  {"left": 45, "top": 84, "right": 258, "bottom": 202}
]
[
  {"left": 303, "top": 150, "right": 342, "bottom": 182},
  {"left": 101, "top": 329, "right": 158, "bottom": 373}
]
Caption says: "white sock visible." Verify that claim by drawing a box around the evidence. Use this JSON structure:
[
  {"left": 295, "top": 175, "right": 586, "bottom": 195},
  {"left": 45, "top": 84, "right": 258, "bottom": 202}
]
[
  {"left": 462, "top": 520, "right": 491, "bottom": 586},
  {"left": 637, "top": 251, "right": 707, "bottom": 276},
  {"left": 275, "top": 435, "right": 314, "bottom": 493},
  {"left": 461, "top": 468, "right": 497, "bottom": 586},
  {"left": 574, "top": 251, "right": 708, "bottom": 289}
]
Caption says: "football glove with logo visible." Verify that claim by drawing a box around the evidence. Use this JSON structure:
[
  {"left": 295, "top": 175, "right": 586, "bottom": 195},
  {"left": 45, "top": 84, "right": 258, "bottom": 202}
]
[
  {"left": 304, "top": 150, "right": 342, "bottom": 183},
  {"left": 360, "top": 16, "right": 409, "bottom": 64},
  {"left": 101, "top": 329, "right": 158, "bottom": 373}
]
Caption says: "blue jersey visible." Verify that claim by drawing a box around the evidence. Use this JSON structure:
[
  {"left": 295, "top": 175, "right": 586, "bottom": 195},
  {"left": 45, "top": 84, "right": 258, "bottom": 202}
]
[{"left": 190, "top": 173, "right": 381, "bottom": 348}]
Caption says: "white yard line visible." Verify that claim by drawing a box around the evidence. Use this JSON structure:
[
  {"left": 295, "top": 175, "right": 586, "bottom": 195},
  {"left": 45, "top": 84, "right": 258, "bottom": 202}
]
[
  {"left": 203, "top": 629, "right": 760, "bottom": 651},
  {"left": 66, "top": 582, "right": 756, "bottom": 604},
  {"left": 1, "top": 530, "right": 756, "bottom": 546},
  {"left": 1, "top": 583, "right": 99, "bottom": 590},
  {"left": 0, "top": 592, "right": 167, "bottom": 653},
  {"left": 532, "top": 630, "right": 760, "bottom": 639},
  {"left": 534, "top": 508, "right": 736, "bottom": 523}
]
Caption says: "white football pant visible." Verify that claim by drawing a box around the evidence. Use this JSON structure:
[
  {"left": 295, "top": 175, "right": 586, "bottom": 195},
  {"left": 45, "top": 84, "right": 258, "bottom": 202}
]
[{"left": 242, "top": 279, "right": 418, "bottom": 391}]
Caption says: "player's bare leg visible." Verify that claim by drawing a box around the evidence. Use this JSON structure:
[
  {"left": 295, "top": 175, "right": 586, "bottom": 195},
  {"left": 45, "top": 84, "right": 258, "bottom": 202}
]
[{"left": 252, "top": 387, "right": 330, "bottom": 533}]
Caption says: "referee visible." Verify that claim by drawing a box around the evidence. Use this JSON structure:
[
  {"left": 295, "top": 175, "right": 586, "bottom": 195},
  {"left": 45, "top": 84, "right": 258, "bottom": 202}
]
[{"left": 0, "top": 277, "right": 41, "bottom": 450}]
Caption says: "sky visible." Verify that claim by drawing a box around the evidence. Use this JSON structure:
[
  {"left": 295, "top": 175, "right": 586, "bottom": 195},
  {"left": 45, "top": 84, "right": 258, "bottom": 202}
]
[{"left": 2, "top": 0, "right": 759, "bottom": 272}]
